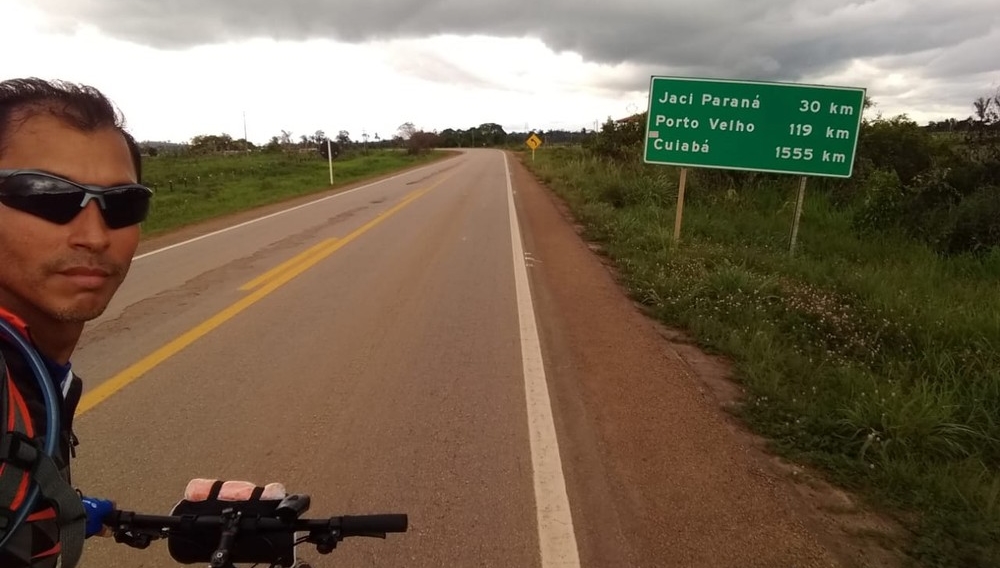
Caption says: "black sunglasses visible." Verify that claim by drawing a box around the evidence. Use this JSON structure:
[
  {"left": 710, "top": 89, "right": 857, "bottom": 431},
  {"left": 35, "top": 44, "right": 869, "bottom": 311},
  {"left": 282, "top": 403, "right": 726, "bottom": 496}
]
[{"left": 0, "top": 169, "right": 152, "bottom": 229}]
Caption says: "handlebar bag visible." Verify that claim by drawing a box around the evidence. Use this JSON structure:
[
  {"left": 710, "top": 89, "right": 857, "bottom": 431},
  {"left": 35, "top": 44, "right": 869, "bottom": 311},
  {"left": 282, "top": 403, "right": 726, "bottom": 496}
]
[{"left": 166, "top": 479, "right": 297, "bottom": 567}]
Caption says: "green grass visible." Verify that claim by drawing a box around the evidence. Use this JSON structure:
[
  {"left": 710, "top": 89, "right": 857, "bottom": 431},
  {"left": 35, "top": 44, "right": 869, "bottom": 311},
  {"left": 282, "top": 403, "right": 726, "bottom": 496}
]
[
  {"left": 140, "top": 149, "right": 448, "bottom": 237},
  {"left": 522, "top": 146, "right": 1000, "bottom": 568}
]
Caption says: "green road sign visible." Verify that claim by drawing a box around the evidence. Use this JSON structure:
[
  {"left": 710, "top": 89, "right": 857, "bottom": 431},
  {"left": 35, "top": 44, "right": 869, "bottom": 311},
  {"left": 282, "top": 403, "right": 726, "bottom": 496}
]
[{"left": 643, "top": 76, "right": 866, "bottom": 178}]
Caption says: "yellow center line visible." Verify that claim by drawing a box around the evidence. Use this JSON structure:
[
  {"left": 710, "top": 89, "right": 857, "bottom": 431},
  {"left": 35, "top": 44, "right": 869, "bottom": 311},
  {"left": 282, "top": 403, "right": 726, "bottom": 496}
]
[
  {"left": 77, "top": 175, "right": 450, "bottom": 417},
  {"left": 239, "top": 238, "right": 341, "bottom": 292}
]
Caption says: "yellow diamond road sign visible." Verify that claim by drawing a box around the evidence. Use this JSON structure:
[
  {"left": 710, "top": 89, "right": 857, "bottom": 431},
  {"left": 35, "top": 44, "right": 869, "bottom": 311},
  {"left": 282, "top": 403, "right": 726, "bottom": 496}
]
[{"left": 526, "top": 133, "right": 542, "bottom": 150}]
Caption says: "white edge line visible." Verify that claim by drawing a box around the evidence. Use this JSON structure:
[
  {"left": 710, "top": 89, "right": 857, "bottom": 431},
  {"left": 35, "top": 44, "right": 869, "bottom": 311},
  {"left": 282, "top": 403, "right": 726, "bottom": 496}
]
[
  {"left": 503, "top": 150, "right": 581, "bottom": 568},
  {"left": 133, "top": 155, "right": 462, "bottom": 261}
]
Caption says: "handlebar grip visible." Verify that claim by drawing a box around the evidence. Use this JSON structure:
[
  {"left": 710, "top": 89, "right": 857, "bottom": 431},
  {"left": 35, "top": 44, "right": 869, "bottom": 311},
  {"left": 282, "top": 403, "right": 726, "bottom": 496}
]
[{"left": 341, "top": 514, "right": 408, "bottom": 534}]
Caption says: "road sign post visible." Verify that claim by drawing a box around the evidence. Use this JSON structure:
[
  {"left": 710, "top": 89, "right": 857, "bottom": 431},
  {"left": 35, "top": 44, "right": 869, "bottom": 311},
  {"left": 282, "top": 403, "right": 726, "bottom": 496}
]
[
  {"left": 673, "top": 168, "right": 688, "bottom": 247},
  {"left": 789, "top": 176, "right": 808, "bottom": 255},
  {"left": 643, "top": 76, "right": 865, "bottom": 250},
  {"left": 526, "top": 133, "right": 543, "bottom": 160}
]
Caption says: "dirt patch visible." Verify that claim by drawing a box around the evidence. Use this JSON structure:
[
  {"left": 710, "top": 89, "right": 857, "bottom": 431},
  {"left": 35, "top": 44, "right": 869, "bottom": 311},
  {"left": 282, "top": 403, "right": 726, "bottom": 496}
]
[
  {"left": 656, "top": 322, "right": 913, "bottom": 568},
  {"left": 508, "top": 150, "right": 912, "bottom": 568}
]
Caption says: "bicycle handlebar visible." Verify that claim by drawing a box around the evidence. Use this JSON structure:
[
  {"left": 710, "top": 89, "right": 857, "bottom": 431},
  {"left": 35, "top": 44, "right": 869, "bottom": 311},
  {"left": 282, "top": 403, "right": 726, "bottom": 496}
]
[
  {"left": 104, "top": 498, "right": 408, "bottom": 567},
  {"left": 106, "top": 510, "right": 409, "bottom": 536}
]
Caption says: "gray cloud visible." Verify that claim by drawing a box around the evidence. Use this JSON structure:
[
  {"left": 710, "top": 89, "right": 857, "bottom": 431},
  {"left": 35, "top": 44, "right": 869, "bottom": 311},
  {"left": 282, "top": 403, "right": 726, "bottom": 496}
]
[
  {"left": 31, "top": 0, "right": 1000, "bottom": 102},
  {"left": 385, "top": 49, "right": 502, "bottom": 90}
]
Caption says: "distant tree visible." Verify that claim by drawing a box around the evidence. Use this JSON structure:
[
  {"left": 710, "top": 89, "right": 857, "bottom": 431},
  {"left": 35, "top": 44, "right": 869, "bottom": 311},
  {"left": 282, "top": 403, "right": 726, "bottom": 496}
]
[
  {"left": 336, "top": 130, "right": 351, "bottom": 146},
  {"left": 589, "top": 114, "right": 645, "bottom": 162},
  {"left": 856, "top": 114, "right": 935, "bottom": 185},
  {"left": 232, "top": 138, "right": 255, "bottom": 152},
  {"left": 406, "top": 130, "right": 439, "bottom": 155},
  {"left": 438, "top": 128, "right": 461, "bottom": 147},
  {"left": 970, "top": 89, "right": 1000, "bottom": 144},
  {"left": 190, "top": 133, "right": 236, "bottom": 154},
  {"left": 973, "top": 96, "right": 994, "bottom": 124},
  {"left": 397, "top": 122, "right": 417, "bottom": 140},
  {"left": 477, "top": 122, "right": 507, "bottom": 146}
]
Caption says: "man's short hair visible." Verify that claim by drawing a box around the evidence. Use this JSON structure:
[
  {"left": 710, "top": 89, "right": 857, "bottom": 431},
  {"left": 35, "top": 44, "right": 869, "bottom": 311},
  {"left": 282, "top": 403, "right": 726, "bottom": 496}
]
[{"left": 0, "top": 77, "right": 143, "bottom": 182}]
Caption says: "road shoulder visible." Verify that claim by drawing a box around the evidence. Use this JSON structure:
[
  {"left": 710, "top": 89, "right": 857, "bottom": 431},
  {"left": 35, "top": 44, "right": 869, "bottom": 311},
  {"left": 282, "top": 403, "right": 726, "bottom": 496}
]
[{"left": 507, "top": 150, "right": 909, "bottom": 568}]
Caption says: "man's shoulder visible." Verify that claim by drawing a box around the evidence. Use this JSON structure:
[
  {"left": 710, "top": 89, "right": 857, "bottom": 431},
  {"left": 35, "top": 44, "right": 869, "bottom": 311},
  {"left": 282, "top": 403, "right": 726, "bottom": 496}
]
[
  {"left": 0, "top": 308, "right": 31, "bottom": 366},
  {"left": 0, "top": 335, "right": 19, "bottom": 381},
  {"left": 0, "top": 336, "right": 80, "bottom": 427},
  {"left": 0, "top": 337, "right": 37, "bottom": 390}
]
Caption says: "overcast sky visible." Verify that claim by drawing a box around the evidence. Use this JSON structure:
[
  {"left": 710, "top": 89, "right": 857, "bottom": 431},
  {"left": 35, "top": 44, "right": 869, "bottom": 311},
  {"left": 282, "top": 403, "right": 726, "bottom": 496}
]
[{"left": 3, "top": 0, "right": 998, "bottom": 145}]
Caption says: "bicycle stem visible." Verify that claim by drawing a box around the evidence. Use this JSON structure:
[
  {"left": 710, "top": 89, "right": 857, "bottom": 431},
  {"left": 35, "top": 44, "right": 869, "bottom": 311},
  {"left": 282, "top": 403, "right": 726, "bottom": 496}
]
[{"left": 209, "top": 508, "right": 243, "bottom": 568}]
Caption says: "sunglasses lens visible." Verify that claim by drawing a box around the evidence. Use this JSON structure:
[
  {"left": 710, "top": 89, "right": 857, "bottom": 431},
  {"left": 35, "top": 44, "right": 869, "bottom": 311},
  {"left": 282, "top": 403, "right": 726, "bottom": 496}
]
[
  {"left": 0, "top": 193, "right": 82, "bottom": 224},
  {"left": 0, "top": 173, "right": 71, "bottom": 195},
  {"left": 101, "top": 188, "right": 151, "bottom": 228},
  {"left": 0, "top": 173, "right": 151, "bottom": 228}
]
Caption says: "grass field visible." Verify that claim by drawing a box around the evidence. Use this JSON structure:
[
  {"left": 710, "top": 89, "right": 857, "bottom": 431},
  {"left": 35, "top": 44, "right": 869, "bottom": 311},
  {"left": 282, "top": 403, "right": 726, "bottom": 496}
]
[
  {"left": 520, "top": 145, "right": 1000, "bottom": 568},
  {"left": 139, "top": 149, "right": 448, "bottom": 237}
]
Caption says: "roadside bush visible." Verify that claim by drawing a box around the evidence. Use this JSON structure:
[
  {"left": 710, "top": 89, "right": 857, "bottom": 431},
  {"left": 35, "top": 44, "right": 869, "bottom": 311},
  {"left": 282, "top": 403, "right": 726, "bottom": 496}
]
[{"left": 946, "top": 186, "right": 1000, "bottom": 255}]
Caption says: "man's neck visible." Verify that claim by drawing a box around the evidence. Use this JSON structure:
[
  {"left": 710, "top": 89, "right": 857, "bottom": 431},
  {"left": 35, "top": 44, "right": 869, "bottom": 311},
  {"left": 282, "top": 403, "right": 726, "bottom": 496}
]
[
  {"left": 0, "top": 295, "right": 82, "bottom": 365},
  {"left": 27, "top": 323, "right": 82, "bottom": 366}
]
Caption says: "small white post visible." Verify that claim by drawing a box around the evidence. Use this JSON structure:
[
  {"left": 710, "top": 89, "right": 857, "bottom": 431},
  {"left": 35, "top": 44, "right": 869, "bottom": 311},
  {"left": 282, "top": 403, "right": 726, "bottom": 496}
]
[{"left": 327, "top": 138, "right": 333, "bottom": 185}]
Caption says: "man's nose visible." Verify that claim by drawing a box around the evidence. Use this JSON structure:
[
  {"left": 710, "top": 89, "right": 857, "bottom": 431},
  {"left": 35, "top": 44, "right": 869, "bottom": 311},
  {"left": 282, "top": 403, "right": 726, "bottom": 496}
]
[{"left": 67, "top": 201, "right": 111, "bottom": 251}]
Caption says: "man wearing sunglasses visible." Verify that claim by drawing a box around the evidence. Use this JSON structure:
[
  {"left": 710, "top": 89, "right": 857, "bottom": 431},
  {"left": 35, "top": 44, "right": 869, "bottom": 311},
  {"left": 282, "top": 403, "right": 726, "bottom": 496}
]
[{"left": 0, "top": 77, "right": 151, "bottom": 567}]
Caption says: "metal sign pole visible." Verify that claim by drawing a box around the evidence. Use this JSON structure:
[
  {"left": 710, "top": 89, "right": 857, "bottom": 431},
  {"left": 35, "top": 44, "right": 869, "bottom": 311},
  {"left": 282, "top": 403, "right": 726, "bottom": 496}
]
[{"left": 789, "top": 176, "right": 808, "bottom": 255}]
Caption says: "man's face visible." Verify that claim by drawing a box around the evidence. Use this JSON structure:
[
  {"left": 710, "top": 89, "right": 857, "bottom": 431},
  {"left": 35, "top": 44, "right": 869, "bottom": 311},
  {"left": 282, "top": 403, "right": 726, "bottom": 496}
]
[{"left": 0, "top": 112, "right": 141, "bottom": 323}]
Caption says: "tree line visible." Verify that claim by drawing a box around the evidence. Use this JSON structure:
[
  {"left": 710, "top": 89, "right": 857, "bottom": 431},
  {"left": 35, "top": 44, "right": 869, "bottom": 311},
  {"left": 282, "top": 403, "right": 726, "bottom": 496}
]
[{"left": 139, "top": 119, "right": 600, "bottom": 158}]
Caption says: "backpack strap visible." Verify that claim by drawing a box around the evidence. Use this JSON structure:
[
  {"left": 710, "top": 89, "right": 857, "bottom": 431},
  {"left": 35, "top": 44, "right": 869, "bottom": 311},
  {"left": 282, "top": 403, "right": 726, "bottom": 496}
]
[
  {"left": 0, "top": 349, "right": 32, "bottom": 542},
  {"left": 0, "top": 350, "right": 87, "bottom": 567}
]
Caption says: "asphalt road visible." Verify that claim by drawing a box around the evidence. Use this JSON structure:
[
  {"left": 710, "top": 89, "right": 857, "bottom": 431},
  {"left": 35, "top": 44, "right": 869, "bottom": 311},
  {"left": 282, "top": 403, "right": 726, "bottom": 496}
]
[{"left": 69, "top": 148, "right": 862, "bottom": 568}]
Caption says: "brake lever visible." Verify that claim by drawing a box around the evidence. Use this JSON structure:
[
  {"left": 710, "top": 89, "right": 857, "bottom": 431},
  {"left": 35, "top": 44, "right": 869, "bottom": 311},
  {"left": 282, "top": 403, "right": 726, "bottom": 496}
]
[
  {"left": 307, "top": 527, "right": 342, "bottom": 554},
  {"left": 112, "top": 528, "right": 159, "bottom": 549}
]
